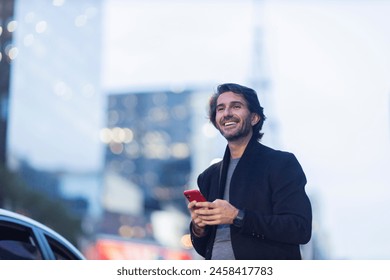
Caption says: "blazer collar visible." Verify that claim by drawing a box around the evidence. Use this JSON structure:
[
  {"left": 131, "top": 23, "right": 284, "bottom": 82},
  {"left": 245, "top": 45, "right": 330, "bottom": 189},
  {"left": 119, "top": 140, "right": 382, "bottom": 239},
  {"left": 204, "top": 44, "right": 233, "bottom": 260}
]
[
  {"left": 222, "top": 136, "right": 260, "bottom": 163},
  {"left": 218, "top": 137, "right": 260, "bottom": 197}
]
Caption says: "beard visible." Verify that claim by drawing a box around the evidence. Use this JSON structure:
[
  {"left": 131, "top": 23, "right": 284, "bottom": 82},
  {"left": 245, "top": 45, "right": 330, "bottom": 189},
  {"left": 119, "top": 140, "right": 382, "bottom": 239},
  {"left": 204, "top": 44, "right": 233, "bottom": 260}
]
[{"left": 218, "top": 117, "right": 253, "bottom": 142}]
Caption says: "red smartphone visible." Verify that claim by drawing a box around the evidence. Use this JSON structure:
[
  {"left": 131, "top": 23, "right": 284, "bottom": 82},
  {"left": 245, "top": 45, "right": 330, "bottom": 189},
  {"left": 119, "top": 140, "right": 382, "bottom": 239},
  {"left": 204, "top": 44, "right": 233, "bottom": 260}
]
[{"left": 183, "top": 189, "right": 206, "bottom": 203}]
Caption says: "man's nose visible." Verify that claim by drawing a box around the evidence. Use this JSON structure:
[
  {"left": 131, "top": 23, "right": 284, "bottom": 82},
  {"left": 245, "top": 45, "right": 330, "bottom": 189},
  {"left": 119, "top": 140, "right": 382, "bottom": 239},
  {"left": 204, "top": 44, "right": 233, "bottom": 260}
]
[{"left": 222, "top": 107, "right": 232, "bottom": 117}]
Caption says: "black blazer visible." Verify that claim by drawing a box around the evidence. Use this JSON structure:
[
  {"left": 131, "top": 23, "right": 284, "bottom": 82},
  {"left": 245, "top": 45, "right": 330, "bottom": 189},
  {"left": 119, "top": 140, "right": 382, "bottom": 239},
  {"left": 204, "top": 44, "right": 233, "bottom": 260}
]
[{"left": 190, "top": 138, "right": 312, "bottom": 260}]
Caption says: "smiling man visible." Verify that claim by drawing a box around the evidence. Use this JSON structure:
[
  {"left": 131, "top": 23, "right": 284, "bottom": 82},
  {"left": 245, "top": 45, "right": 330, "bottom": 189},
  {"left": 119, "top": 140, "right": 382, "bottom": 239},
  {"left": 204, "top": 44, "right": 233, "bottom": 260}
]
[{"left": 187, "top": 83, "right": 312, "bottom": 260}]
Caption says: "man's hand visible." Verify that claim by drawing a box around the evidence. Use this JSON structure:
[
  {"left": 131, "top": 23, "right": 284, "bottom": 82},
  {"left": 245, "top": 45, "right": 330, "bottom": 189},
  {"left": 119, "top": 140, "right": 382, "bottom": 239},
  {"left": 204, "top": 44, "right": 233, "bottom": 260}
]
[
  {"left": 192, "top": 199, "right": 239, "bottom": 226},
  {"left": 188, "top": 200, "right": 207, "bottom": 236}
]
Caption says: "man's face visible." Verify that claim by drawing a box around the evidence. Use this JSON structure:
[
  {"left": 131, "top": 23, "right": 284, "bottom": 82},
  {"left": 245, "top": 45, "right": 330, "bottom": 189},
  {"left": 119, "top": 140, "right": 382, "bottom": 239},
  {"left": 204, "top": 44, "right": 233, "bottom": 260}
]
[{"left": 215, "top": 91, "right": 256, "bottom": 142}]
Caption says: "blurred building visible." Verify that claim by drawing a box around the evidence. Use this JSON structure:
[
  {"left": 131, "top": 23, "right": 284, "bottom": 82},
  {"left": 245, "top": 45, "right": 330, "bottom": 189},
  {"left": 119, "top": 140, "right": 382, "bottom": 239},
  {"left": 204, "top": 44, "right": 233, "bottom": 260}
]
[
  {"left": 101, "top": 89, "right": 192, "bottom": 212},
  {"left": 7, "top": 0, "right": 104, "bottom": 173},
  {"left": 6, "top": 0, "right": 104, "bottom": 209},
  {"left": 3, "top": 0, "right": 104, "bottom": 253},
  {"left": 0, "top": 0, "right": 16, "bottom": 206},
  {"left": 97, "top": 89, "right": 194, "bottom": 249},
  {"left": 58, "top": 171, "right": 103, "bottom": 219}
]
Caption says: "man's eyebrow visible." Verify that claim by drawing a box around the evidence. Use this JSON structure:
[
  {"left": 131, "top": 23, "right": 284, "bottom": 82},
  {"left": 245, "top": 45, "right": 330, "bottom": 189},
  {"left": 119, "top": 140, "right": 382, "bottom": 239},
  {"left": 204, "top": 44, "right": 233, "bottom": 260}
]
[
  {"left": 217, "top": 100, "right": 245, "bottom": 107},
  {"left": 230, "top": 101, "right": 245, "bottom": 105},
  {"left": 217, "top": 101, "right": 245, "bottom": 107}
]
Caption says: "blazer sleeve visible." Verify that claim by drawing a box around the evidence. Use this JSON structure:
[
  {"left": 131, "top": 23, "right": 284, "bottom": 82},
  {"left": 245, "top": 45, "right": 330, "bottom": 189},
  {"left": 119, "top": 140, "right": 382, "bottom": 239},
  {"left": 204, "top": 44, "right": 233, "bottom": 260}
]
[
  {"left": 188, "top": 171, "right": 213, "bottom": 258},
  {"left": 189, "top": 222, "right": 211, "bottom": 258},
  {"left": 241, "top": 153, "right": 312, "bottom": 245}
]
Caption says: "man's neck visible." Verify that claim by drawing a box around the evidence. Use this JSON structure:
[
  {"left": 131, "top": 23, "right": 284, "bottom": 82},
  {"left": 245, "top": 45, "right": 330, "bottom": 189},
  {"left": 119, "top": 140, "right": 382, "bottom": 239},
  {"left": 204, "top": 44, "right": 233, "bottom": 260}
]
[{"left": 227, "top": 134, "right": 252, "bottom": 159}]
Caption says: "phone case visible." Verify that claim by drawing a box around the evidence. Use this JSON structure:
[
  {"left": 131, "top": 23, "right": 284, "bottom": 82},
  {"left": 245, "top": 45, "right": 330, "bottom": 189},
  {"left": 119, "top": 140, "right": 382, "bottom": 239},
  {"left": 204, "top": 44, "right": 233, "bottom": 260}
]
[{"left": 183, "top": 189, "right": 206, "bottom": 202}]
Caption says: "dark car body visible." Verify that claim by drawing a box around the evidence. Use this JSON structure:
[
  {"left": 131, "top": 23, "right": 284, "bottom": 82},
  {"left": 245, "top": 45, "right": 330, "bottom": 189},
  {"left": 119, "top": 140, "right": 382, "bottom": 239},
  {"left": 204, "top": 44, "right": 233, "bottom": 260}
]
[{"left": 0, "top": 208, "right": 85, "bottom": 260}]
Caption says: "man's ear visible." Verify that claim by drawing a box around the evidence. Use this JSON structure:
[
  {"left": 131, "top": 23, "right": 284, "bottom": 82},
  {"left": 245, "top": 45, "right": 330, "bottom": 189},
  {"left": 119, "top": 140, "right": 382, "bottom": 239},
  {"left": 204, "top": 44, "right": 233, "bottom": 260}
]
[{"left": 251, "top": 113, "right": 260, "bottom": 126}]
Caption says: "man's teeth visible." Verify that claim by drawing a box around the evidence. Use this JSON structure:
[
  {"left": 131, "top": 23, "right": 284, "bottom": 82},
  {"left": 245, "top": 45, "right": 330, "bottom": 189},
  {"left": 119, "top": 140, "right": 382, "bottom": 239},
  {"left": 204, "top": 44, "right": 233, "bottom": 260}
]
[{"left": 225, "top": 122, "right": 236, "bottom": 126}]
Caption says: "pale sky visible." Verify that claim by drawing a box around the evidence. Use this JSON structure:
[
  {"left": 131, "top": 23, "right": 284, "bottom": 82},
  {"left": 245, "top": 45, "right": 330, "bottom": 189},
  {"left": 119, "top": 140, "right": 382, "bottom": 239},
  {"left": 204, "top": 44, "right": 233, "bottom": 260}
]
[{"left": 262, "top": 0, "right": 390, "bottom": 259}]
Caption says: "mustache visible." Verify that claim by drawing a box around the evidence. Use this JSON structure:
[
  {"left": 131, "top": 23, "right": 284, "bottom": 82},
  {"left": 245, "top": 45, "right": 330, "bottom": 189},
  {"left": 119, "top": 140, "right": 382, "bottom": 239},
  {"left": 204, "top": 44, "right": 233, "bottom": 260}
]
[{"left": 220, "top": 116, "right": 240, "bottom": 125}]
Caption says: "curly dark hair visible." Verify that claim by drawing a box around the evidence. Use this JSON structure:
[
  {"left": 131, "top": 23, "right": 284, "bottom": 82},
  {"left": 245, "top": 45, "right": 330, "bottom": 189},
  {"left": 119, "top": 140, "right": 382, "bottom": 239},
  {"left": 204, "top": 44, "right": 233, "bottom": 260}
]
[{"left": 208, "top": 83, "right": 266, "bottom": 141}]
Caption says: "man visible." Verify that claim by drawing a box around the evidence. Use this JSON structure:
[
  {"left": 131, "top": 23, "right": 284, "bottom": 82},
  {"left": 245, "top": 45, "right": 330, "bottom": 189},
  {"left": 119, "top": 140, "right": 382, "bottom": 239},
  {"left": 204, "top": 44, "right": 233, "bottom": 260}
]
[{"left": 188, "top": 83, "right": 312, "bottom": 260}]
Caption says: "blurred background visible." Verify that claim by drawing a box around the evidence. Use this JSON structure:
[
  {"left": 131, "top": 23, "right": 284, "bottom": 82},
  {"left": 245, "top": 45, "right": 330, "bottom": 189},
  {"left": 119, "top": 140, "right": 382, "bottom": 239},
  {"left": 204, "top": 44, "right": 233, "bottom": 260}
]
[{"left": 1, "top": 0, "right": 389, "bottom": 260}]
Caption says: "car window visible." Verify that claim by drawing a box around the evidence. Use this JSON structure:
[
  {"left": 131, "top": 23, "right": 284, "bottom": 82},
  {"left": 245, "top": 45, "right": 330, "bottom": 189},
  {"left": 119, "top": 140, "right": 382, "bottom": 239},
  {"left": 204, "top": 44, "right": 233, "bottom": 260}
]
[
  {"left": 0, "top": 221, "right": 43, "bottom": 260},
  {"left": 45, "top": 234, "right": 80, "bottom": 260}
]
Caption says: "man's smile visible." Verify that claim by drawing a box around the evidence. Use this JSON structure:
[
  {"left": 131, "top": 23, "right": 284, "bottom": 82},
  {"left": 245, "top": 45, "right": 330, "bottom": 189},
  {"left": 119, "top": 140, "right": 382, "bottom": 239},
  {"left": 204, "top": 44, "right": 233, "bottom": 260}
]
[
  {"left": 224, "top": 121, "right": 237, "bottom": 127},
  {"left": 221, "top": 117, "right": 240, "bottom": 128}
]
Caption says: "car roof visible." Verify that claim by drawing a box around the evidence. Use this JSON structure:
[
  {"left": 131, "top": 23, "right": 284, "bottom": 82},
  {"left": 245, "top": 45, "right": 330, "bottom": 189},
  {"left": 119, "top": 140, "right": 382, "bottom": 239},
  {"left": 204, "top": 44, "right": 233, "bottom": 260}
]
[{"left": 0, "top": 208, "right": 85, "bottom": 259}]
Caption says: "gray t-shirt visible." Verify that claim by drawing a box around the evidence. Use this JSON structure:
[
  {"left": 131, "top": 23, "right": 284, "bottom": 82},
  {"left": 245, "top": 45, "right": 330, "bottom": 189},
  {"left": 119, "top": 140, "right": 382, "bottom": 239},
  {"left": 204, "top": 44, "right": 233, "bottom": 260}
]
[{"left": 211, "top": 157, "right": 240, "bottom": 260}]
